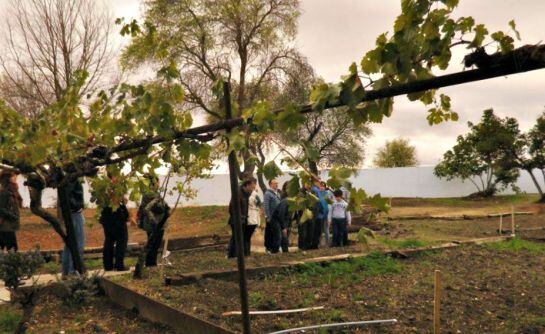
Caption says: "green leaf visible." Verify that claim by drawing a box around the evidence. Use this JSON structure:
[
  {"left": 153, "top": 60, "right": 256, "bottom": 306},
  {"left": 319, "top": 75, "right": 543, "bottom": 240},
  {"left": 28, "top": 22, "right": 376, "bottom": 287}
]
[
  {"left": 226, "top": 131, "right": 246, "bottom": 153},
  {"left": 286, "top": 174, "right": 301, "bottom": 197},
  {"left": 300, "top": 208, "right": 313, "bottom": 222},
  {"left": 508, "top": 20, "right": 521, "bottom": 40},
  {"left": 260, "top": 161, "right": 283, "bottom": 181},
  {"left": 470, "top": 24, "right": 488, "bottom": 48}
]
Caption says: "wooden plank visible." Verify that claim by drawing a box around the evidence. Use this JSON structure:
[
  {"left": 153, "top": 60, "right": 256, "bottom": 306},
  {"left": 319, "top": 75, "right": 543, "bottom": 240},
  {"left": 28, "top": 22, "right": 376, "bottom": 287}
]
[{"left": 100, "top": 278, "right": 235, "bottom": 334}]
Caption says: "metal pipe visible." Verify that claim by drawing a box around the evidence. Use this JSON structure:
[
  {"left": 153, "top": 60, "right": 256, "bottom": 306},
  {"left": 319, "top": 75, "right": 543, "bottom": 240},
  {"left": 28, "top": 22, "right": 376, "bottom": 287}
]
[{"left": 268, "top": 319, "right": 398, "bottom": 334}]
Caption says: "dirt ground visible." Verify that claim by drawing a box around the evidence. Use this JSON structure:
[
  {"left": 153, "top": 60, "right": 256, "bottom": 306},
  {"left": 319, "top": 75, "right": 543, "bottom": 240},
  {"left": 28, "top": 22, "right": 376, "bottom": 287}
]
[
  {"left": 17, "top": 194, "right": 543, "bottom": 251},
  {"left": 0, "top": 292, "right": 176, "bottom": 334},
  {"left": 17, "top": 206, "right": 229, "bottom": 251},
  {"left": 117, "top": 241, "right": 545, "bottom": 333}
]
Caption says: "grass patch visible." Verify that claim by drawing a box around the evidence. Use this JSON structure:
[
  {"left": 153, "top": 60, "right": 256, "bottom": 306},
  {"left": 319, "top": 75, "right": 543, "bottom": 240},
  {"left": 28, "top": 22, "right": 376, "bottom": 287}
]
[
  {"left": 427, "top": 194, "right": 538, "bottom": 207},
  {"left": 0, "top": 306, "right": 21, "bottom": 334},
  {"left": 378, "top": 238, "right": 428, "bottom": 249},
  {"left": 486, "top": 238, "right": 545, "bottom": 254},
  {"left": 294, "top": 252, "right": 401, "bottom": 286}
]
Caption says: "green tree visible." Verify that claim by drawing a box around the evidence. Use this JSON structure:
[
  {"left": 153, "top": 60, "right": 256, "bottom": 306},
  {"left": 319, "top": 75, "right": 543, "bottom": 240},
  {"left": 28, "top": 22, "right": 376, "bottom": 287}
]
[
  {"left": 508, "top": 112, "right": 545, "bottom": 202},
  {"left": 373, "top": 138, "right": 417, "bottom": 168},
  {"left": 121, "top": 0, "right": 304, "bottom": 178},
  {"left": 273, "top": 66, "right": 371, "bottom": 176},
  {"left": 434, "top": 109, "right": 520, "bottom": 197},
  {"left": 527, "top": 113, "right": 545, "bottom": 199}
]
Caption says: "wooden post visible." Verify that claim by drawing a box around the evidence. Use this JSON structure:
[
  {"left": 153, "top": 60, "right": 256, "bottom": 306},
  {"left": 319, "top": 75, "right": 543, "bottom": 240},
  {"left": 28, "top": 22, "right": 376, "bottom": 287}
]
[
  {"left": 499, "top": 214, "right": 503, "bottom": 235},
  {"left": 511, "top": 205, "right": 515, "bottom": 236},
  {"left": 434, "top": 270, "right": 441, "bottom": 334},
  {"left": 224, "top": 82, "right": 251, "bottom": 334}
]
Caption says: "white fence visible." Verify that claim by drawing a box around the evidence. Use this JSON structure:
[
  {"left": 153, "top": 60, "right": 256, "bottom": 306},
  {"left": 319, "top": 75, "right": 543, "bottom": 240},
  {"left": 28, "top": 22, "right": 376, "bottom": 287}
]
[{"left": 15, "top": 166, "right": 545, "bottom": 208}]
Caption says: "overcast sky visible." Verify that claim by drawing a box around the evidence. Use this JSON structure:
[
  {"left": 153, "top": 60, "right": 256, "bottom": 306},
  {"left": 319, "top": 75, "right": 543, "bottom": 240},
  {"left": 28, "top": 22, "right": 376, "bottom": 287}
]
[
  {"left": 84, "top": 1, "right": 545, "bottom": 168},
  {"left": 0, "top": 0, "right": 542, "bottom": 168}
]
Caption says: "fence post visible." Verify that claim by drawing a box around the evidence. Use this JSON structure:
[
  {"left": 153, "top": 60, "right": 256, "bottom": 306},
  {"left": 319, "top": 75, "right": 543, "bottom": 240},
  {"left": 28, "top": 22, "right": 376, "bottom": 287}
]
[{"left": 434, "top": 270, "right": 441, "bottom": 334}]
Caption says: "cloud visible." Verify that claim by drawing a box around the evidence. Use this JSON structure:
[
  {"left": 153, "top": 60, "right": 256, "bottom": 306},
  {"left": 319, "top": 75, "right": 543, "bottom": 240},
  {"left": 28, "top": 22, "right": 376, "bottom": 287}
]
[{"left": 297, "top": 0, "right": 545, "bottom": 167}]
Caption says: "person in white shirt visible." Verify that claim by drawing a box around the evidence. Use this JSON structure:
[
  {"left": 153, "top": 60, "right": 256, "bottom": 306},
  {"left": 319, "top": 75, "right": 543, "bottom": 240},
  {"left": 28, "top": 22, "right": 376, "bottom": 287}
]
[
  {"left": 247, "top": 190, "right": 262, "bottom": 228},
  {"left": 327, "top": 189, "right": 352, "bottom": 247}
]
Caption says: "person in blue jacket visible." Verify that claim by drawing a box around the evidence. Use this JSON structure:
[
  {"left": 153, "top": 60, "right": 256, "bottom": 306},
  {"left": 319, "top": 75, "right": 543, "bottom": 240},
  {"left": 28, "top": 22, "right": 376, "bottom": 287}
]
[
  {"left": 309, "top": 178, "right": 328, "bottom": 249},
  {"left": 263, "top": 179, "right": 281, "bottom": 253}
]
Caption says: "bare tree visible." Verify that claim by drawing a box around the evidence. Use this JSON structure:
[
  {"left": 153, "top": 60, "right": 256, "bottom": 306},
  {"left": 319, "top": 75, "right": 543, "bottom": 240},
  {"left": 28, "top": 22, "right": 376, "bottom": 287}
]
[
  {"left": 122, "top": 0, "right": 304, "bottom": 177},
  {"left": 0, "top": 0, "right": 114, "bottom": 118}
]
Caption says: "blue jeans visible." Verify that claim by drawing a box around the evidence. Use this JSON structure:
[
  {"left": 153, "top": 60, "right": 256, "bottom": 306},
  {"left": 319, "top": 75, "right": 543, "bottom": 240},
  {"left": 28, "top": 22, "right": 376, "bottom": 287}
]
[
  {"left": 62, "top": 212, "right": 86, "bottom": 275},
  {"left": 332, "top": 218, "right": 348, "bottom": 247}
]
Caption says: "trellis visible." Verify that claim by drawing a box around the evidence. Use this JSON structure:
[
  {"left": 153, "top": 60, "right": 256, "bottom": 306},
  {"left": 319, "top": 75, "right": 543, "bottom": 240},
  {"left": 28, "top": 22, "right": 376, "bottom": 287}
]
[{"left": 3, "top": 44, "right": 545, "bottom": 334}]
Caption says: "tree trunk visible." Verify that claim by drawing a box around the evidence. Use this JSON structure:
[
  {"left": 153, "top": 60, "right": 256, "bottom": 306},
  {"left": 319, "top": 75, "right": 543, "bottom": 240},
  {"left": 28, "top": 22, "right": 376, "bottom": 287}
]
[
  {"left": 57, "top": 185, "right": 85, "bottom": 274},
  {"left": 256, "top": 171, "right": 267, "bottom": 194},
  {"left": 526, "top": 169, "right": 545, "bottom": 202},
  {"left": 308, "top": 159, "right": 319, "bottom": 177},
  {"left": 240, "top": 148, "right": 256, "bottom": 180},
  {"left": 14, "top": 289, "right": 37, "bottom": 334}
]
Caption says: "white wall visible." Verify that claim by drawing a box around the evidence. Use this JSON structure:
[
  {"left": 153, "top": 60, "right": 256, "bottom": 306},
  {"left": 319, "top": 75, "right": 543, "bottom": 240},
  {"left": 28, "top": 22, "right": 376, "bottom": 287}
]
[{"left": 16, "top": 166, "right": 545, "bottom": 208}]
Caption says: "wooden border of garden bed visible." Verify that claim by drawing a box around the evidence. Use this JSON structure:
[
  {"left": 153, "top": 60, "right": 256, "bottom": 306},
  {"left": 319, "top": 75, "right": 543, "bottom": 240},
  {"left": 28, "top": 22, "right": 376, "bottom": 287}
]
[
  {"left": 99, "top": 278, "right": 235, "bottom": 334},
  {"left": 37, "top": 234, "right": 230, "bottom": 259},
  {"left": 384, "top": 212, "right": 534, "bottom": 221},
  {"left": 164, "top": 236, "right": 512, "bottom": 286}
]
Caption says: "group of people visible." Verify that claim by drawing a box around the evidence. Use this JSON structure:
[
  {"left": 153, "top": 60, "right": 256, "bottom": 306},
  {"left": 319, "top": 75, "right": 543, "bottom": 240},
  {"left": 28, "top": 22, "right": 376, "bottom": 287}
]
[
  {"left": 227, "top": 176, "right": 352, "bottom": 258},
  {"left": 0, "top": 170, "right": 169, "bottom": 277},
  {"left": 98, "top": 174, "right": 170, "bottom": 272}
]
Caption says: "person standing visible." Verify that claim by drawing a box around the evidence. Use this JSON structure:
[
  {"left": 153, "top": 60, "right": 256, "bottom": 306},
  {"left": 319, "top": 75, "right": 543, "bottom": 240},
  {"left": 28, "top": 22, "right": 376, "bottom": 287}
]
[
  {"left": 328, "top": 190, "right": 352, "bottom": 247},
  {"left": 61, "top": 178, "right": 86, "bottom": 276},
  {"left": 0, "top": 171, "right": 22, "bottom": 252},
  {"left": 137, "top": 175, "right": 170, "bottom": 267},
  {"left": 99, "top": 196, "right": 130, "bottom": 271},
  {"left": 320, "top": 181, "right": 333, "bottom": 247},
  {"left": 298, "top": 181, "right": 313, "bottom": 250},
  {"left": 247, "top": 188, "right": 262, "bottom": 252},
  {"left": 263, "top": 179, "right": 280, "bottom": 253},
  {"left": 227, "top": 177, "right": 257, "bottom": 258},
  {"left": 309, "top": 179, "right": 328, "bottom": 249},
  {"left": 271, "top": 183, "right": 293, "bottom": 253}
]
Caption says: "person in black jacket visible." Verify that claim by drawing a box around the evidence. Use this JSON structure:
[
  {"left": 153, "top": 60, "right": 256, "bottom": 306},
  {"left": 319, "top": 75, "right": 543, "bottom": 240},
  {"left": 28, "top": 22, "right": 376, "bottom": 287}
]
[
  {"left": 0, "top": 170, "right": 22, "bottom": 252},
  {"left": 99, "top": 197, "right": 130, "bottom": 271},
  {"left": 136, "top": 175, "right": 170, "bottom": 267},
  {"left": 227, "top": 177, "right": 257, "bottom": 258},
  {"left": 271, "top": 183, "right": 293, "bottom": 253}
]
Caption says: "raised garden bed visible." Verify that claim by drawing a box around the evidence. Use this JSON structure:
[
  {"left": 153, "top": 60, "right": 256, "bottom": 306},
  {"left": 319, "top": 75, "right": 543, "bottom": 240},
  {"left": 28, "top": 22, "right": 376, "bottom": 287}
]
[{"left": 111, "top": 238, "right": 545, "bottom": 333}]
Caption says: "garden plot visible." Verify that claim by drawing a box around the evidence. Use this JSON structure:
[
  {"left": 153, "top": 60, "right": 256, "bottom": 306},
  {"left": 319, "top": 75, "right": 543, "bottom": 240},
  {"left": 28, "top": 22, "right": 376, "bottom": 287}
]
[{"left": 112, "top": 240, "right": 545, "bottom": 333}]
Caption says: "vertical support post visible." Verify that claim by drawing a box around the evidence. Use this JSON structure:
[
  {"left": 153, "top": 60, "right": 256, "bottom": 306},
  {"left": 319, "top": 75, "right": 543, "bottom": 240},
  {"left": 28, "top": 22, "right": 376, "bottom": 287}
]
[
  {"left": 224, "top": 81, "right": 251, "bottom": 334},
  {"left": 434, "top": 270, "right": 441, "bottom": 334},
  {"left": 511, "top": 205, "right": 515, "bottom": 236},
  {"left": 499, "top": 214, "right": 503, "bottom": 235}
]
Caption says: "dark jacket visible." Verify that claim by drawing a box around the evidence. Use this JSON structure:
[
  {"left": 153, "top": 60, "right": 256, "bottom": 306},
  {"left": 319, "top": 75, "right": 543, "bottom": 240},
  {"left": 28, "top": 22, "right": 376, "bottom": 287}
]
[
  {"left": 66, "top": 180, "right": 84, "bottom": 212},
  {"left": 0, "top": 189, "right": 20, "bottom": 232},
  {"left": 137, "top": 192, "right": 170, "bottom": 232},
  {"left": 99, "top": 203, "right": 129, "bottom": 228},
  {"left": 272, "top": 198, "right": 291, "bottom": 230},
  {"left": 228, "top": 186, "right": 251, "bottom": 226}
]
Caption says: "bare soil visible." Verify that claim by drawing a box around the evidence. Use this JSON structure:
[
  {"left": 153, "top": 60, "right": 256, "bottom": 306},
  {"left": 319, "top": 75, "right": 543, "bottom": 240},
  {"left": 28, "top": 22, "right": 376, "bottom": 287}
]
[
  {"left": 117, "top": 243, "right": 545, "bottom": 333},
  {"left": 18, "top": 206, "right": 229, "bottom": 251},
  {"left": 0, "top": 292, "right": 176, "bottom": 334}
]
